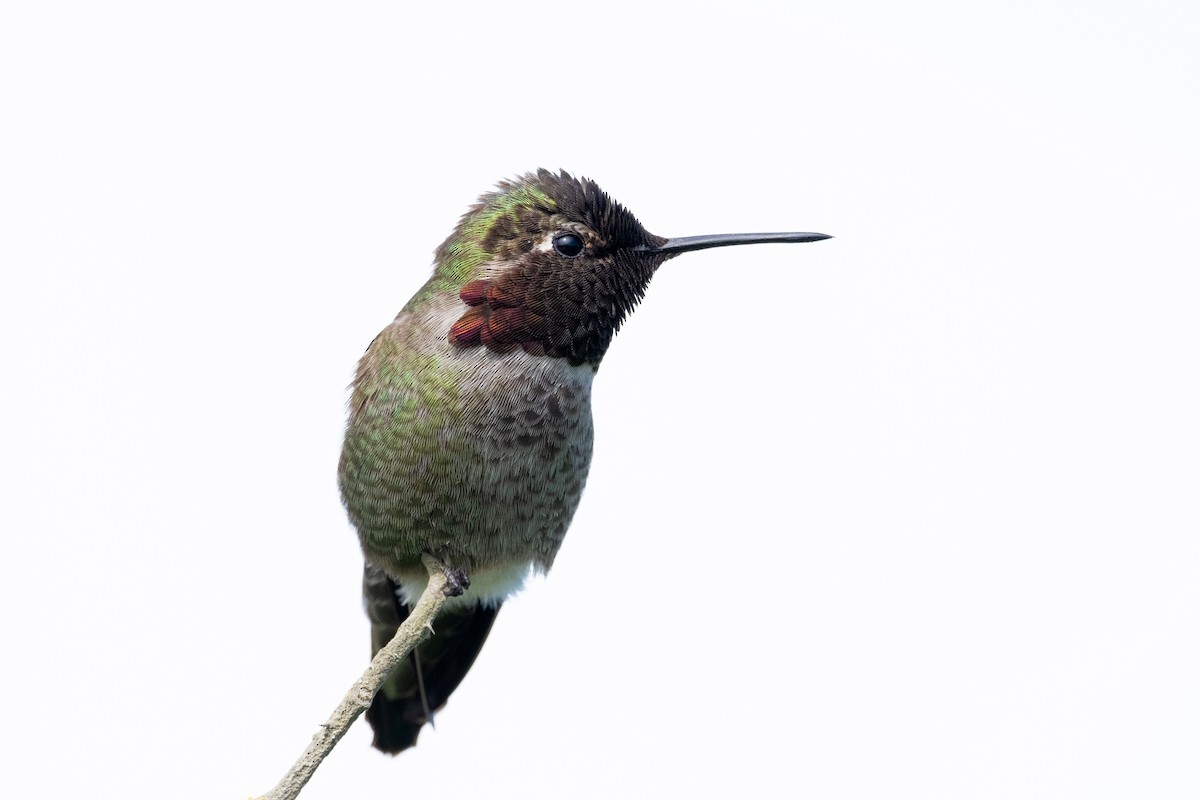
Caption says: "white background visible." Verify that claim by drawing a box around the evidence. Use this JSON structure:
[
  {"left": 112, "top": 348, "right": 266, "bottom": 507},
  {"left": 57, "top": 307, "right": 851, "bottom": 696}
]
[{"left": 2, "top": 2, "right": 1198, "bottom": 798}]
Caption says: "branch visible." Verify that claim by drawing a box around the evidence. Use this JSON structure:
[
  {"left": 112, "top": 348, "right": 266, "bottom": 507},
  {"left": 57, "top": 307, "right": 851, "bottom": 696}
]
[{"left": 258, "top": 554, "right": 450, "bottom": 800}]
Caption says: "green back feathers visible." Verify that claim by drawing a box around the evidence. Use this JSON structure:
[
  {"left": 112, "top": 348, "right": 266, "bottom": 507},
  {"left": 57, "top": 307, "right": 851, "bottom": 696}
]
[{"left": 408, "top": 176, "right": 556, "bottom": 308}]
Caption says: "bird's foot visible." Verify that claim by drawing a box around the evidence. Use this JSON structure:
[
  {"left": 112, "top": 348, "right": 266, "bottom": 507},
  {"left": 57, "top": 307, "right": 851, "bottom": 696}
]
[
  {"left": 441, "top": 566, "right": 470, "bottom": 597},
  {"left": 421, "top": 552, "right": 471, "bottom": 597}
]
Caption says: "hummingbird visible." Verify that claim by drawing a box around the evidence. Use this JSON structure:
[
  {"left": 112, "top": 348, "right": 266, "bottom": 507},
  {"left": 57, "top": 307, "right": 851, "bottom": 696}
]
[{"left": 338, "top": 169, "right": 829, "bottom": 753}]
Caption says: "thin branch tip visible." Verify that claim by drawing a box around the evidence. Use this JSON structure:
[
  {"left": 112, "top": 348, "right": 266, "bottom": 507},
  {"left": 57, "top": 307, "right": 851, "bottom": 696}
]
[{"left": 259, "top": 557, "right": 450, "bottom": 800}]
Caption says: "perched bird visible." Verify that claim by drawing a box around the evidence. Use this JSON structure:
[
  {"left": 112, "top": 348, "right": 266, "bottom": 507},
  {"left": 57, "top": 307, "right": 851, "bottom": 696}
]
[{"left": 338, "top": 170, "right": 829, "bottom": 753}]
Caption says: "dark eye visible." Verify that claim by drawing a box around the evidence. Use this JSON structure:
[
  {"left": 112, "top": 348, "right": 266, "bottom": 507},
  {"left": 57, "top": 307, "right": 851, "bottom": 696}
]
[{"left": 552, "top": 232, "right": 585, "bottom": 258}]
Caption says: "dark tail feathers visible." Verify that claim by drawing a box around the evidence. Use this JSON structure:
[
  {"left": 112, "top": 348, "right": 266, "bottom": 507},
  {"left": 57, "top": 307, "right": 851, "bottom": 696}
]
[{"left": 362, "top": 564, "right": 501, "bottom": 754}]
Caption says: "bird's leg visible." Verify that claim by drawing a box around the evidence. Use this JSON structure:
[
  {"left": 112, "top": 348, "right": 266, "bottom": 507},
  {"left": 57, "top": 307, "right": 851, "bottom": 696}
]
[
  {"left": 441, "top": 567, "right": 470, "bottom": 597},
  {"left": 421, "top": 551, "right": 471, "bottom": 597}
]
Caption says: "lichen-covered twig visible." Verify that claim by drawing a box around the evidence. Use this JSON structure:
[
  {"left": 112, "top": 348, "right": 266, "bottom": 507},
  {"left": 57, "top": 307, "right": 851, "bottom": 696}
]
[{"left": 258, "top": 554, "right": 450, "bottom": 800}]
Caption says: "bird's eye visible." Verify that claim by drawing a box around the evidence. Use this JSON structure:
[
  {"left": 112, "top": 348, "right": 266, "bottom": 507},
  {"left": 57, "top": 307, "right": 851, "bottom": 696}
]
[{"left": 552, "top": 232, "right": 585, "bottom": 258}]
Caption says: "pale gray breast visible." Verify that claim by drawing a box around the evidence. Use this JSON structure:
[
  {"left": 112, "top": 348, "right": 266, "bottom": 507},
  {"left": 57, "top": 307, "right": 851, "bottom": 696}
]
[
  {"left": 342, "top": 299, "right": 597, "bottom": 592},
  {"left": 453, "top": 357, "right": 596, "bottom": 568}
]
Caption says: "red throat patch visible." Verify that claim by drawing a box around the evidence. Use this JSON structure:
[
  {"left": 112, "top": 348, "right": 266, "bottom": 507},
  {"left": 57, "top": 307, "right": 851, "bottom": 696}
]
[{"left": 449, "top": 279, "right": 548, "bottom": 356}]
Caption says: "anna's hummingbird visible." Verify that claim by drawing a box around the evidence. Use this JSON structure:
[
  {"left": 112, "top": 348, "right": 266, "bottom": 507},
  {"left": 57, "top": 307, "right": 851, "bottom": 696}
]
[{"left": 338, "top": 170, "right": 829, "bottom": 753}]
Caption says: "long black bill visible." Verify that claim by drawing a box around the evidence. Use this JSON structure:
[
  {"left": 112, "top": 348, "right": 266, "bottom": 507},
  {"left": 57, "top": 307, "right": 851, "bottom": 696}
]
[{"left": 636, "top": 231, "right": 832, "bottom": 255}]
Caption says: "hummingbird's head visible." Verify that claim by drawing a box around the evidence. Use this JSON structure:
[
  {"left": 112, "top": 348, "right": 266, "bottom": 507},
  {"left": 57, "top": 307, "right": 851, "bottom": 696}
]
[{"left": 431, "top": 169, "right": 829, "bottom": 368}]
